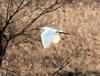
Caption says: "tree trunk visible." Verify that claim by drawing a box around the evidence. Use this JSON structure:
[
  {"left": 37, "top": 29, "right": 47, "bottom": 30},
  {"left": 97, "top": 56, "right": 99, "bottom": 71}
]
[{"left": 0, "top": 30, "right": 4, "bottom": 66}]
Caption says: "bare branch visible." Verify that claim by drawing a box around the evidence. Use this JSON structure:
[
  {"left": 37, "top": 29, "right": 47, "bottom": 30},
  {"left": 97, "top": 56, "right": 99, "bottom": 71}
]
[
  {"left": 51, "top": 57, "right": 72, "bottom": 76},
  {"left": 20, "top": 2, "right": 63, "bottom": 33},
  {"left": 3, "top": 0, "right": 68, "bottom": 41},
  {"left": 24, "top": 21, "right": 54, "bottom": 33},
  {"left": 3, "top": 0, "right": 25, "bottom": 32},
  {"left": 5, "top": 0, "right": 11, "bottom": 23},
  {"left": 19, "top": 0, "right": 32, "bottom": 10},
  {"left": 51, "top": 44, "right": 83, "bottom": 76},
  {"left": 7, "top": 1, "right": 67, "bottom": 41},
  {"left": 9, "top": 7, "right": 40, "bottom": 25}
]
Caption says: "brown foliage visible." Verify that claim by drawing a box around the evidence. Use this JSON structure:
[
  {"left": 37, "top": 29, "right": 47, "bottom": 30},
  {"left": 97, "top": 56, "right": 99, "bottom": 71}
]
[{"left": 0, "top": 0, "right": 100, "bottom": 76}]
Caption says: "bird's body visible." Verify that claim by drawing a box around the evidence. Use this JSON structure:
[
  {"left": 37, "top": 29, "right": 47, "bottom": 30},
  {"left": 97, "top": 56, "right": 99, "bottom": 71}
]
[
  {"left": 40, "top": 27, "right": 62, "bottom": 48},
  {"left": 52, "top": 32, "right": 60, "bottom": 43}
]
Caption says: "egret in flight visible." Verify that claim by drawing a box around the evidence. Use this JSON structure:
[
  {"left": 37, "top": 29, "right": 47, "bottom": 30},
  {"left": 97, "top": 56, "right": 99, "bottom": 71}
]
[{"left": 40, "top": 27, "right": 70, "bottom": 48}]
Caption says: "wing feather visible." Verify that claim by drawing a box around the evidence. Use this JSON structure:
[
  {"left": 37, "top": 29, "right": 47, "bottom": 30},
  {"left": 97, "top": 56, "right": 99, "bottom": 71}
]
[{"left": 41, "top": 29, "right": 55, "bottom": 48}]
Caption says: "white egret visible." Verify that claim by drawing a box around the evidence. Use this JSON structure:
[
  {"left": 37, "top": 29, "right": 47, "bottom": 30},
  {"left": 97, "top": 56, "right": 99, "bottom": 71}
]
[{"left": 40, "top": 27, "right": 69, "bottom": 48}]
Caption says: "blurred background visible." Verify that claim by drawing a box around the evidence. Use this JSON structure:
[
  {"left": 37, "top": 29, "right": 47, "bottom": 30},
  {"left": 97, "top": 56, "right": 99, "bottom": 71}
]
[{"left": 0, "top": 0, "right": 100, "bottom": 76}]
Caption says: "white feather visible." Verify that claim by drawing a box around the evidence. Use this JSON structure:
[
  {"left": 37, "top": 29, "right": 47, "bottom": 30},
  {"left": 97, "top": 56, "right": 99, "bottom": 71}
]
[{"left": 40, "top": 27, "right": 62, "bottom": 48}]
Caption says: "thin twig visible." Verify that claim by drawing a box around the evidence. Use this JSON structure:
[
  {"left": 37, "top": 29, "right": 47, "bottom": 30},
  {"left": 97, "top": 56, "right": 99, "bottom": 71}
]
[
  {"left": 5, "top": 0, "right": 11, "bottom": 23},
  {"left": 3, "top": 0, "right": 25, "bottom": 32},
  {"left": 51, "top": 44, "right": 82, "bottom": 76},
  {"left": 9, "top": 7, "right": 40, "bottom": 25},
  {"left": 20, "top": 0, "right": 32, "bottom": 10}
]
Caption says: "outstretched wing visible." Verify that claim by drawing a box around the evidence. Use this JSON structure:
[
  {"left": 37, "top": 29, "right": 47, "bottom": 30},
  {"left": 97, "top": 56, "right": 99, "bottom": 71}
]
[{"left": 41, "top": 29, "right": 55, "bottom": 48}]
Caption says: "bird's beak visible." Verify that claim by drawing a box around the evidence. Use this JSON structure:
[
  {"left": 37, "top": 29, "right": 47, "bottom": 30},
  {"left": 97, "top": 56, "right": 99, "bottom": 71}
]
[{"left": 58, "top": 31, "right": 71, "bottom": 35}]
